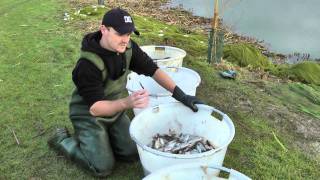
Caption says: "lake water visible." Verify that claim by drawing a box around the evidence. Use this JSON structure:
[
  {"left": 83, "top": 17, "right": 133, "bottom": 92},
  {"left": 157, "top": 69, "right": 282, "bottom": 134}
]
[{"left": 169, "top": 0, "right": 320, "bottom": 59}]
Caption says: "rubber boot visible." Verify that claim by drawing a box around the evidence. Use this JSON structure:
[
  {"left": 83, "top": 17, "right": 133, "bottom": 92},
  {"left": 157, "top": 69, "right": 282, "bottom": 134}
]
[
  {"left": 48, "top": 127, "right": 70, "bottom": 153},
  {"left": 48, "top": 117, "right": 115, "bottom": 177}
]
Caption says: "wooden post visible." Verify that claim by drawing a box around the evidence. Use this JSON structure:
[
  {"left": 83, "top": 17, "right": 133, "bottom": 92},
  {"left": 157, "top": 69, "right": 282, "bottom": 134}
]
[{"left": 212, "top": 0, "right": 219, "bottom": 30}]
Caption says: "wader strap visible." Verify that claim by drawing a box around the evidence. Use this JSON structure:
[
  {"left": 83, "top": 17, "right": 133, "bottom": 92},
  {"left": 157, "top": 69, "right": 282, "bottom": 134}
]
[{"left": 80, "top": 51, "right": 107, "bottom": 81}]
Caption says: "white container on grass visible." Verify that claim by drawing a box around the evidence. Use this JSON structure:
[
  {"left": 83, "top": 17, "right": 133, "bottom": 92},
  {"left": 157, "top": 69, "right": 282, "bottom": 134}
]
[
  {"left": 141, "top": 45, "right": 186, "bottom": 67},
  {"left": 129, "top": 103, "right": 235, "bottom": 176},
  {"left": 126, "top": 67, "right": 201, "bottom": 115}
]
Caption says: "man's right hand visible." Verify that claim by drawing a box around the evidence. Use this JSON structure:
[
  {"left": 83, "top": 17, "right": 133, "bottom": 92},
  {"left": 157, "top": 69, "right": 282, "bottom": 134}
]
[
  {"left": 125, "top": 89, "right": 149, "bottom": 109},
  {"left": 89, "top": 89, "right": 149, "bottom": 117}
]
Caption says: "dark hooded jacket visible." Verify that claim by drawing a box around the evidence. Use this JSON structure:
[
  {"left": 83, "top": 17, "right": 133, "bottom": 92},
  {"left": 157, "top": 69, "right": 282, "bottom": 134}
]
[{"left": 72, "top": 31, "right": 158, "bottom": 107}]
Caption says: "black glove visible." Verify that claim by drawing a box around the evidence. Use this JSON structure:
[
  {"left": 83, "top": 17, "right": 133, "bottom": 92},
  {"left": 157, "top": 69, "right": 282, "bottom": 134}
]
[{"left": 172, "top": 86, "right": 203, "bottom": 112}]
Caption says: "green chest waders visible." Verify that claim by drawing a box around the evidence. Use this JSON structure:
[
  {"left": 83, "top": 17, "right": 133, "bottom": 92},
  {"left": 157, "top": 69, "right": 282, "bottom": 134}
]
[{"left": 58, "top": 43, "right": 138, "bottom": 177}]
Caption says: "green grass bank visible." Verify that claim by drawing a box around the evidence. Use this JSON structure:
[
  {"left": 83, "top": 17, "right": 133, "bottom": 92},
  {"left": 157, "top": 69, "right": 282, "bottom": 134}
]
[{"left": 1, "top": 0, "right": 319, "bottom": 179}]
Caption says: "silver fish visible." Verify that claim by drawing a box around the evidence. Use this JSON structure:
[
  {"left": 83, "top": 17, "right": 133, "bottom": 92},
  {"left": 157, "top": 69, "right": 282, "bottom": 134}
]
[{"left": 149, "top": 129, "right": 216, "bottom": 154}]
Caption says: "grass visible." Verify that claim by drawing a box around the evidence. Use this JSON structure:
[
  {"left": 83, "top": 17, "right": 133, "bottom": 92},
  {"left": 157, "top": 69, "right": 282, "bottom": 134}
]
[
  {"left": 225, "top": 113, "right": 319, "bottom": 179},
  {"left": 268, "top": 83, "right": 320, "bottom": 119},
  {"left": 1, "top": 0, "right": 319, "bottom": 179},
  {"left": 223, "top": 43, "right": 275, "bottom": 71}
]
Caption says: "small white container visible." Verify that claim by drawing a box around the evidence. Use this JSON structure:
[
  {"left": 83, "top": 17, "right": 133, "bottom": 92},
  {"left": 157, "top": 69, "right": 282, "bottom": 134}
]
[
  {"left": 126, "top": 67, "right": 201, "bottom": 115},
  {"left": 129, "top": 103, "right": 235, "bottom": 176},
  {"left": 141, "top": 45, "right": 186, "bottom": 67}
]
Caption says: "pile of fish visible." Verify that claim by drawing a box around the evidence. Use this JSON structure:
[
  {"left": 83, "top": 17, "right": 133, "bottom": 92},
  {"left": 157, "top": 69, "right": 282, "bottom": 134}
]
[{"left": 149, "top": 130, "right": 216, "bottom": 154}]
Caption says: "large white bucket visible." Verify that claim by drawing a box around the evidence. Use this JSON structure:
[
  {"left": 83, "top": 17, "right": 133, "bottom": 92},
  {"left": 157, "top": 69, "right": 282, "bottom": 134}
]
[
  {"left": 143, "top": 163, "right": 251, "bottom": 180},
  {"left": 129, "top": 103, "right": 235, "bottom": 175},
  {"left": 141, "top": 45, "right": 186, "bottom": 67},
  {"left": 126, "top": 67, "right": 201, "bottom": 115}
]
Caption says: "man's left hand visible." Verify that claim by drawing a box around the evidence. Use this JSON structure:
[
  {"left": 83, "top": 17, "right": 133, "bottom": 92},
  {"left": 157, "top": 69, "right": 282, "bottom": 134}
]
[{"left": 172, "top": 86, "right": 203, "bottom": 112}]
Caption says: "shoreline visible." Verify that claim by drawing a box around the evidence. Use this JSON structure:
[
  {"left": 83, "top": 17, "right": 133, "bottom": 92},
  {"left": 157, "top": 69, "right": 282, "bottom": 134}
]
[
  {"left": 107, "top": 0, "right": 319, "bottom": 64},
  {"left": 107, "top": 1, "right": 280, "bottom": 60}
]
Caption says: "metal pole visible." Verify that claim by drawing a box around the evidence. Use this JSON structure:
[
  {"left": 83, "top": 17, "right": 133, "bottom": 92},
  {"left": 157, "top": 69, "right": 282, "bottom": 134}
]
[
  {"left": 207, "top": 0, "right": 219, "bottom": 64},
  {"left": 207, "top": 29, "right": 214, "bottom": 63},
  {"left": 98, "top": 0, "right": 104, "bottom": 5},
  {"left": 215, "top": 30, "right": 224, "bottom": 63}
]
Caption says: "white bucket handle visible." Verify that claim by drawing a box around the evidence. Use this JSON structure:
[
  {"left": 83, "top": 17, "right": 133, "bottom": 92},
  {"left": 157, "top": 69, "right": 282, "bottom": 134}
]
[
  {"left": 154, "top": 46, "right": 166, "bottom": 51},
  {"left": 205, "top": 165, "right": 252, "bottom": 180},
  {"left": 164, "top": 66, "right": 179, "bottom": 72},
  {"left": 197, "top": 104, "right": 233, "bottom": 123},
  {"left": 141, "top": 45, "right": 186, "bottom": 63}
]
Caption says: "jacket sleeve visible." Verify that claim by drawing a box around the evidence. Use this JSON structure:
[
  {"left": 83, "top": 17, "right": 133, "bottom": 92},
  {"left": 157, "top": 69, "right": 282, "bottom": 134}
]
[{"left": 72, "top": 58, "right": 105, "bottom": 107}]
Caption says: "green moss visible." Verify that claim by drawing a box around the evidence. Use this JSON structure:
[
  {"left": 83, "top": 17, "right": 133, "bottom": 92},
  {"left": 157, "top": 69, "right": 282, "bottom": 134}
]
[
  {"left": 223, "top": 43, "right": 275, "bottom": 70},
  {"left": 271, "top": 64, "right": 291, "bottom": 77},
  {"left": 289, "top": 61, "right": 320, "bottom": 85},
  {"left": 223, "top": 44, "right": 320, "bottom": 85},
  {"left": 271, "top": 62, "right": 320, "bottom": 86}
]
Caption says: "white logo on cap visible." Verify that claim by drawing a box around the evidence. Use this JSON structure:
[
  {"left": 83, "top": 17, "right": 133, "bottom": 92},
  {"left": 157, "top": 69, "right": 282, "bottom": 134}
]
[{"left": 124, "top": 16, "right": 132, "bottom": 23}]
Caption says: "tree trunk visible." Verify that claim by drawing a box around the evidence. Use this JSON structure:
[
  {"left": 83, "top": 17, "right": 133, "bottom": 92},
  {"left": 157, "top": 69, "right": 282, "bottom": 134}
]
[{"left": 98, "top": 0, "right": 104, "bottom": 5}]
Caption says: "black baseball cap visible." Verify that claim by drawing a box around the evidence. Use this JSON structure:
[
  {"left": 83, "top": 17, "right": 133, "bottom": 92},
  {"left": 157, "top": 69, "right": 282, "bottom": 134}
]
[{"left": 102, "top": 8, "right": 140, "bottom": 36}]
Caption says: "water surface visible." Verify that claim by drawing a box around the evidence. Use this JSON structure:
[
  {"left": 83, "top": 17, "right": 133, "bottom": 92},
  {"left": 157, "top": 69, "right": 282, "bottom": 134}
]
[{"left": 170, "top": 0, "right": 320, "bottom": 58}]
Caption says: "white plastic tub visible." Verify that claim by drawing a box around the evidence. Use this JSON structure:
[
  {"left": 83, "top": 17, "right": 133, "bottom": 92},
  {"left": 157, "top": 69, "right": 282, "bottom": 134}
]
[
  {"left": 143, "top": 163, "right": 251, "bottom": 180},
  {"left": 141, "top": 45, "right": 186, "bottom": 67},
  {"left": 129, "top": 103, "right": 235, "bottom": 175},
  {"left": 126, "top": 67, "right": 201, "bottom": 115}
]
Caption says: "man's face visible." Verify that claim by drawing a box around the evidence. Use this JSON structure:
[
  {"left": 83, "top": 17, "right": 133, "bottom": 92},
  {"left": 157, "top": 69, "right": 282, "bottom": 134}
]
[{"left": 100, "top": 26, "right": 131, "bottom": 53}]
